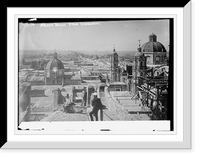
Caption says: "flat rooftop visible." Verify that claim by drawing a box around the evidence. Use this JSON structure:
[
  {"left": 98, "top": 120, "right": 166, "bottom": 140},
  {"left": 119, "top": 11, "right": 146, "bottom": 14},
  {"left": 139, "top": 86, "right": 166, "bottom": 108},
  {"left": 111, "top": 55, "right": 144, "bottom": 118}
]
[
  {"left": 109, "top": 82, "right": 127, "bottom": 85},
  {"left": 110, "top": 91, "right": 131, "bottom": 97}
]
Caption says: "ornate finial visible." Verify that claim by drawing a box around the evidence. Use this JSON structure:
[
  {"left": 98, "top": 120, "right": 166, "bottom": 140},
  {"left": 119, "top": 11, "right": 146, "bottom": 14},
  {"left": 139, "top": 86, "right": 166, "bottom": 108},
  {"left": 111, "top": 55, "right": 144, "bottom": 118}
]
[
  {"left": 113, "top": 44, "right": 116, "bottom": 52},
  {"left": 54, "top": 49, "right": 57, "bottom": 54},
  {"left": 138, "top": 40, "right": 141, "bottom": 47},
  {"left": 138, "top": 40, "right": 142, "bottom": 52},
  {"left": 53, "top": 49, "right": 57, "bottom": 59}
]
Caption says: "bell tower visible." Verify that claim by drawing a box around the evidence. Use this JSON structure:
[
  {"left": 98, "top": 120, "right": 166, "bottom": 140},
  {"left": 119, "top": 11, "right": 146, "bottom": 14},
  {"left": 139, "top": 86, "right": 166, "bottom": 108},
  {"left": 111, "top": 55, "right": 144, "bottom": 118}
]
[
  {"left": 130, "top": 41, "right": 147, "bottom": 94},
  {"left": 110, "top": 45, "right": 119, "bottom": 82}
]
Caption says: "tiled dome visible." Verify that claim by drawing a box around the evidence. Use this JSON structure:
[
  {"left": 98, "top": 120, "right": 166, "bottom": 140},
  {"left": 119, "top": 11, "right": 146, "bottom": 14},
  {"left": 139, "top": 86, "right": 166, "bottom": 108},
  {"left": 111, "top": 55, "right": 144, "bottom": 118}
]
[
  {"left": 141, "top": 33, "right": 167, "bottom": 52},
  {"left": 45, "top": 53, "right": 64, "bottom": 70}
]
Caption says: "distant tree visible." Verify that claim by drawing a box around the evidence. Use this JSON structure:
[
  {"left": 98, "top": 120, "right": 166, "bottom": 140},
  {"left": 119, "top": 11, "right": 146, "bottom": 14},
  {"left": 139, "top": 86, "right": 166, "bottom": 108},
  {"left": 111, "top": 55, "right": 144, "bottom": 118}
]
[
  {"left": 37, "top": 60, "right": 41, "bottom": 69},
  {"left": 39, "top": 60, "right": 47, "bottom": 70},
  {"left": 31, "top": 61, "right": 37, "bottom": 69},
  {"left": 21, "top": 59, "right": 25, "bottom": 65}
]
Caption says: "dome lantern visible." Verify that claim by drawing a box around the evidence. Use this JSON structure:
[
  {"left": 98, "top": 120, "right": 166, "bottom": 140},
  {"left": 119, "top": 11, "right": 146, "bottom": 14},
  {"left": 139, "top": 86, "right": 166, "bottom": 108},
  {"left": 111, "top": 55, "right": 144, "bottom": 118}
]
[
  {"left": 53, "top": 52, "right": 58, "bottom": 59},
  {"left": 113, "top": 44, "right": 116, "bottom": 52},
  {"left": 138, "top": 39, "right": 142, "bottom": 52},
  {"left": 149, "top": 33, "right": 157, "bottom": 42},
  {"left": 141, "top": 33, "right": 166, "bottom": 53}
]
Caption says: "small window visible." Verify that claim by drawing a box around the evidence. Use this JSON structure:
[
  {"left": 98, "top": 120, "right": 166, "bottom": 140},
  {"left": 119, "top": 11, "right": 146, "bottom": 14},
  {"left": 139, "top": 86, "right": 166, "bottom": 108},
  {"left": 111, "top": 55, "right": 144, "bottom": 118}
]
[{"left": 156, "top": 56, "right": 160, "bottom": 62}]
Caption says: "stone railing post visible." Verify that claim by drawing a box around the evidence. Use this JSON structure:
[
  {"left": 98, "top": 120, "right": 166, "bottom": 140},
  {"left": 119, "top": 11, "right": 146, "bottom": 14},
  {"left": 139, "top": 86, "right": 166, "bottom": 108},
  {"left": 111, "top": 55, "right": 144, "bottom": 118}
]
[
  {"left": 52, "top": 88, "right": 61, "bottom": 111},
  {"left": 104, "top": 86, "right": 110, "bottom": 110}
]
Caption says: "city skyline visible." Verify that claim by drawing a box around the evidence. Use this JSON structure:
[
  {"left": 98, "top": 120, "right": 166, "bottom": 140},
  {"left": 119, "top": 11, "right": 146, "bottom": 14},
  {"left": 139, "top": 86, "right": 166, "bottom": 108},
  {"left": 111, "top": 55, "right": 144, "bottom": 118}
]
[{"left": 19, "top": 19, "right": 170, "bottom": 53}]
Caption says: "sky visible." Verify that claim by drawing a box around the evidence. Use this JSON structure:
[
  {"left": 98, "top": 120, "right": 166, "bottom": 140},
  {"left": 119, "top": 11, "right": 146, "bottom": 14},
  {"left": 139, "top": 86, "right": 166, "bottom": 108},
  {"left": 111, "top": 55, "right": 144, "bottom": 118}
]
[{"left": 19, "top": 19, "right": 170, "bottom": 52}]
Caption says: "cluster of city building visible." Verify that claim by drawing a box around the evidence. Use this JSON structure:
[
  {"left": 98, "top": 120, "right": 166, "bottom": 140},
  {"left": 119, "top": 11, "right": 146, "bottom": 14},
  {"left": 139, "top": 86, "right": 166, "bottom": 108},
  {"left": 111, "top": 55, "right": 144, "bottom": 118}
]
[
  {"left": 109, "top": 33, "right": 167, "bottom": 91},
  {"left": 19, "top": 33, "right": 168, "bottom": 87},
  {"left": 18, "top": 33, "right": 169, "bottom": 122}
]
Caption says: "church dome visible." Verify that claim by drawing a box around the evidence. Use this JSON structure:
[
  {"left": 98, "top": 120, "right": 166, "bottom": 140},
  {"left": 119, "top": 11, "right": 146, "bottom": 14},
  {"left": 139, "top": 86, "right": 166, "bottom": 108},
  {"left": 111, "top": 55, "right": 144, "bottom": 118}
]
[
  {"left": 45, "top": 53, "right": 64, "bottom": 70},
  {"left": 141, "top": 33, "right": 166, "bottom": 52}
]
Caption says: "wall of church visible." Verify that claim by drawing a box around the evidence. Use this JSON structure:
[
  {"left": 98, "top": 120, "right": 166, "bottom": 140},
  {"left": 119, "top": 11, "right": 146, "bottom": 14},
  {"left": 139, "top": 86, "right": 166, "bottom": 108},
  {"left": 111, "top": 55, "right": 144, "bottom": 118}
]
[
  {"left": 45, "top": 69, "right": 64, "bottom": 78},
  {"left": 144, "top": 53, "right": 154, "bottom": 65},
  {"left": 153, "top": 52, "right": 166, "bottom": 64},
  {"left": 144, "top": 52, "right": 166, "bottom": 65}
]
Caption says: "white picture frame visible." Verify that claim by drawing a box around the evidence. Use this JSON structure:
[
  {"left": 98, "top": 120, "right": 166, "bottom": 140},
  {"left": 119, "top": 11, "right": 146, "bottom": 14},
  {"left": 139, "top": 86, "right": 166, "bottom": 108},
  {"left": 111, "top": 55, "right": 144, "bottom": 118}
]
[{"left": 1, "top": 1, "right": 192, "bottom": 149}]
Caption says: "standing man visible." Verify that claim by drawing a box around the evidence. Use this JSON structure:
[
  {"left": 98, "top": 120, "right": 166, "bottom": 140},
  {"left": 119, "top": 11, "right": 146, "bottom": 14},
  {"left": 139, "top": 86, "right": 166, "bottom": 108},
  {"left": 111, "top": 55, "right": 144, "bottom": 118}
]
[
  {"left": 81, "top": 87, "right": 87, "bottom": 106},
  {"left": 89, "top": 92, "right": 103, "bottom": 121}
]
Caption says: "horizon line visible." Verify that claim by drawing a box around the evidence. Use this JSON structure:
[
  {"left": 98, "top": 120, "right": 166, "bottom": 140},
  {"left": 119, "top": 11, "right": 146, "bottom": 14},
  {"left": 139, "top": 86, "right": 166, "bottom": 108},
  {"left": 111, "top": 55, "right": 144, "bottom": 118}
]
[{"left": 19, "top": 49, "right": 140, "bottom": 53}]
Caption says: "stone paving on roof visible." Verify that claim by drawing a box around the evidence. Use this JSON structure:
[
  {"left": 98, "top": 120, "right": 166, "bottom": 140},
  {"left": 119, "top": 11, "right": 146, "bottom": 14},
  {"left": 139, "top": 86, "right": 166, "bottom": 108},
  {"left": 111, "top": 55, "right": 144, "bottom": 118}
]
[{"left": 41, "top": 111, "right": 89, "bottom": 121}]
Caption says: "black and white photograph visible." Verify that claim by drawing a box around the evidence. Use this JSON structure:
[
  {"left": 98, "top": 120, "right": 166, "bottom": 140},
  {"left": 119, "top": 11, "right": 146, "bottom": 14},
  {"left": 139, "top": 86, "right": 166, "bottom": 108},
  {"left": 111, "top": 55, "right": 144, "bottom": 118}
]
[
  {"left": 18, "top": 18, "right": 174, "bottom": 132},
  {"left": 3, "top": 1, "right": 193, "bottom": 150}
]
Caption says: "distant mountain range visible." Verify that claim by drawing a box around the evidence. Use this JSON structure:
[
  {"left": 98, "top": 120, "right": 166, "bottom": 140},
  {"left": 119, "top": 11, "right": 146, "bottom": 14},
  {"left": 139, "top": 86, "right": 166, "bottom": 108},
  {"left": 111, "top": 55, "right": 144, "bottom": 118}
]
[
  {"left": 19, "top": 49, "right": 74, "bottom": 55},
  {"left": 19, "top": 49, "right": 170, "bottom": 61},
  {"left": 19, "top": 49, "right": 138, "bottom": 56}
]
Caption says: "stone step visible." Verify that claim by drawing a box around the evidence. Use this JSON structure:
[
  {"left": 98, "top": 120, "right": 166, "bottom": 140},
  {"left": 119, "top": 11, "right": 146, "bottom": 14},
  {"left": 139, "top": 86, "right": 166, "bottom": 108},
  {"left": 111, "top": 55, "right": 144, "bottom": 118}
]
[
  {"left": 122, "top": 104, "right": 141, "bottom": 107},
  {"left": 123, "top": 105, "right": 151, "bottom": 114},
  {"left": 119, "top": 100, "right": 139, "bottom": 105},
  {"left": 103, "top": 109, "right": 120, "bottom": 121},
  {"left": 131, "top": 114, "right": 151, "bottom": 120},
  {"left": 129, "top": 110, "right": 151, "bottom": 114},
  {"left": 124, "top": 106, "right": 142, "bottom": 111},
  {"left": 115, "top": 97, "right": 133, "bottom": 100}
]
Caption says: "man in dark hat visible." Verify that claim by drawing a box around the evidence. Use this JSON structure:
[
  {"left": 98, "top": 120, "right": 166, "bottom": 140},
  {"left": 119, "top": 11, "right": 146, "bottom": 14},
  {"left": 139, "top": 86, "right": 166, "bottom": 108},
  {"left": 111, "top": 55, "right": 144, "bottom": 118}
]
[{"left": 89, "top": 92, "right": 104, "bottom": 121}]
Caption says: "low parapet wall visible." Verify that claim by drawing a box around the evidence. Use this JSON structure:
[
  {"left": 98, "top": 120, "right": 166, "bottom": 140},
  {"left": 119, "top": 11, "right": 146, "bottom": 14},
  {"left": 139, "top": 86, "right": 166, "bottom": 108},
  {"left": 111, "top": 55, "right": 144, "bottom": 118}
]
[
  {"left": 19, "top": 82, "right": 31, "bottom": 124},
  {"left": 104, "top": 87, "right": 136, "bottom": 121}
]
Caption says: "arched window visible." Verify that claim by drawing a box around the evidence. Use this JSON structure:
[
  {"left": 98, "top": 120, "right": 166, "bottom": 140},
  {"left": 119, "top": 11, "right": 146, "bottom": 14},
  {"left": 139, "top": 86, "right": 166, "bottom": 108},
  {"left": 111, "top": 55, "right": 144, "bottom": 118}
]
[
  {"left": 140, "top": 59, "right": 143, "bottom": 67},
  {"left": 156, "top": 56, "right": 160, "bottom": 62},
  {"left": 146, "top": 56, "right": 151, "bottom": 64}
]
